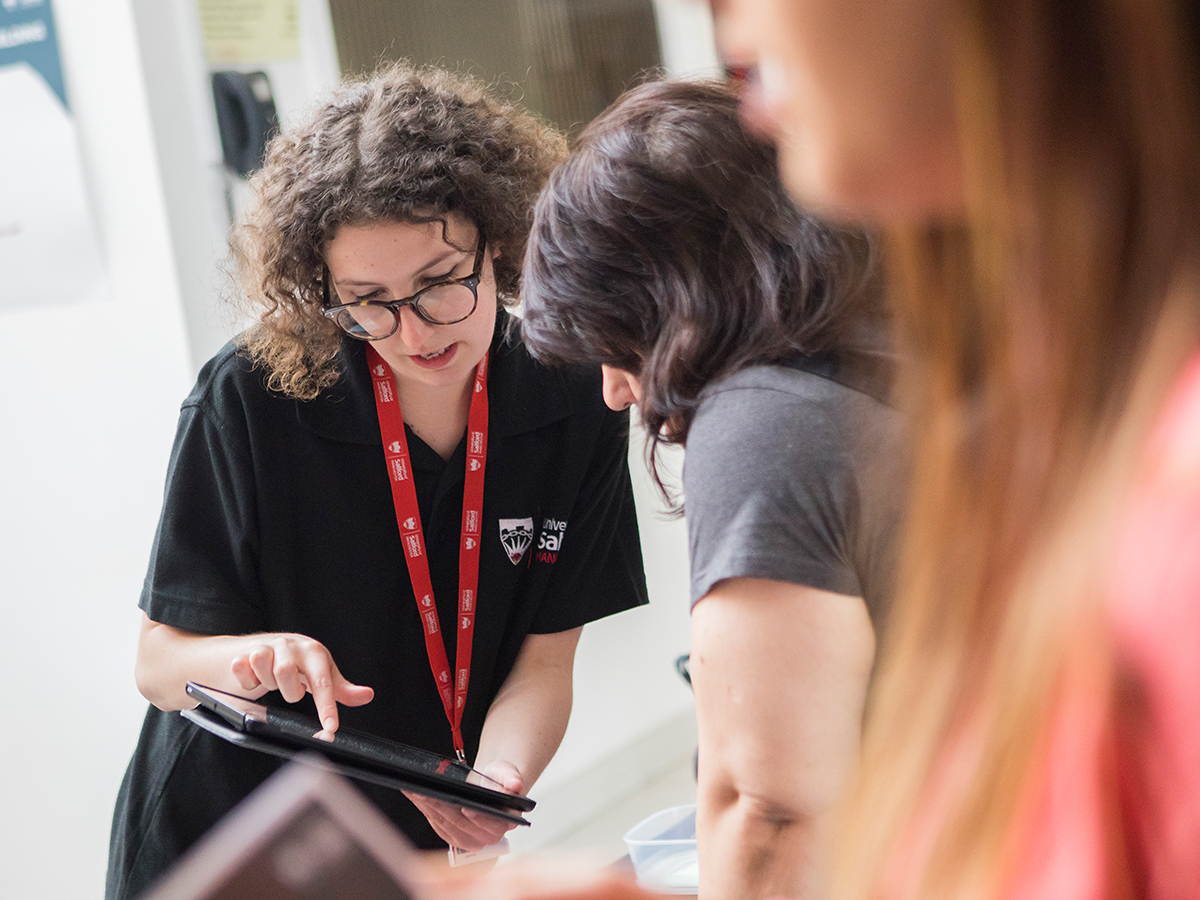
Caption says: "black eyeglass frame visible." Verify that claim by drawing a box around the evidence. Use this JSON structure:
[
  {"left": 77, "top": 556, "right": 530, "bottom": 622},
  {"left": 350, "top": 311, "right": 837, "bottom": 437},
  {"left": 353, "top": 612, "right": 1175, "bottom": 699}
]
[{"left": 321, "top": 237, "right": 487, "bottom": 339}]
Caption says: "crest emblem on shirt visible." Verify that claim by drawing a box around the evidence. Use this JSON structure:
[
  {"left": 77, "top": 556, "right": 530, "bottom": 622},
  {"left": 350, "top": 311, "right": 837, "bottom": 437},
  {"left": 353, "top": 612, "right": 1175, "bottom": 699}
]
[{"left": 499, "top": 517, "right": 534, "bottom": 565}]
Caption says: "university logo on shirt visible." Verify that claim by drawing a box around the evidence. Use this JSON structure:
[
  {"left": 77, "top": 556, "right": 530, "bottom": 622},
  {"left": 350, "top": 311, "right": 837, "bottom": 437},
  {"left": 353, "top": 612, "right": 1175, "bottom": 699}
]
[
  {"left": 498, "top": 517, "right": 534, "bottom": 565},
  {"left": 536, "top": 517, "right": 568, "bottom": 564}
]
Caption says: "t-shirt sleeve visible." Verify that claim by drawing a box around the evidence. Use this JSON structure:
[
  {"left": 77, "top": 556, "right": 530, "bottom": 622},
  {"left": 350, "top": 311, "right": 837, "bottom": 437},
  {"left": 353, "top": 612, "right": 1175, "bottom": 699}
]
[
  {"left": 529, "top": 405, "right": 649, "bottom": 633},
  {"left": 684, "top": 381, "right": 863, "bottom": 606},
  {"left": 139, "top": 384, "right": 267, "bottom": 636}
]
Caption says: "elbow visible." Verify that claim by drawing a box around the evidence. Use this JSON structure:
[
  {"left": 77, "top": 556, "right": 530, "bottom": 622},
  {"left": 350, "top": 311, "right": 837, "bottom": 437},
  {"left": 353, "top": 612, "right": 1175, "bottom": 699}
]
[
  {"left": 133, "top": 654, "right": 168, "bottom": 710},
  {"left": 134, "top": 626, "right": 179, "bottom": 711},
  {"left": 722, "top": 788, "right": 824, "bottom": 836},
  {"left": 700, "top": 769, "right": 840, "bottom": 842},
  {"left": 698, "top": 781, "right": 826, "bottom": 884}
]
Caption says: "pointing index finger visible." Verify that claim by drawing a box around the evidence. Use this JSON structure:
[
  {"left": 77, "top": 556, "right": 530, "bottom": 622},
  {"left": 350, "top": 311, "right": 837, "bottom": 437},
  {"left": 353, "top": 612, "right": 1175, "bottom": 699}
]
[{"left": 303, "top": 652, "right": 341, "bottom": 735}]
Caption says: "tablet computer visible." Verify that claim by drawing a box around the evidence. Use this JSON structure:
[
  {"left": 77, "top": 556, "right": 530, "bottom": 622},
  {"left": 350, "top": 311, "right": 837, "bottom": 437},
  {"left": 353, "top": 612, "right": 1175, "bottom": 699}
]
[{"left": 182, "top": 682, "right": 533, "bottom": 825}]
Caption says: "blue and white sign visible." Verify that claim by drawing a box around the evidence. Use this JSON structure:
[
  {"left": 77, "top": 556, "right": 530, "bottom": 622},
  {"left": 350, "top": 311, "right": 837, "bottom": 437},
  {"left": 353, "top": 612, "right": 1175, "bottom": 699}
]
[
  {"left": 0, "top": 0, "right": 105, "bottom": 311},
  {"left": 0, "top": 0, "right": 65, "bottom": 108}
]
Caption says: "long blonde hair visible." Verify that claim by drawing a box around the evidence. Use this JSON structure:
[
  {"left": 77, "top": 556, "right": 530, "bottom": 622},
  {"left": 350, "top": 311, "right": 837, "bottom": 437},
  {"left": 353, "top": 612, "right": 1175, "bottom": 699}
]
[{"left": 835, "top": 1, "right": 1200, "bottom": 896}]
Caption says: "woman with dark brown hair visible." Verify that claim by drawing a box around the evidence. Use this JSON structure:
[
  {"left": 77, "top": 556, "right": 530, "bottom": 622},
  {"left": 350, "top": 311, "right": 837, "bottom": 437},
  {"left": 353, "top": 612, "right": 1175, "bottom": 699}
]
[
  {"left": 105, "top": 63, "right": 648, "bottom": 900},
  {"left": 521, "top": 78, "right": 906, "bottom": 900}
]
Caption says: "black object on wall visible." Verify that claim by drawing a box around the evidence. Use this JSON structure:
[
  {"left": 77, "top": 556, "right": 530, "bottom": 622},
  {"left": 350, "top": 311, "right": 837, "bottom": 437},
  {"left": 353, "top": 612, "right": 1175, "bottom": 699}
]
[{"left": 211, "top": 70, "right": 279, "bottom": 177}]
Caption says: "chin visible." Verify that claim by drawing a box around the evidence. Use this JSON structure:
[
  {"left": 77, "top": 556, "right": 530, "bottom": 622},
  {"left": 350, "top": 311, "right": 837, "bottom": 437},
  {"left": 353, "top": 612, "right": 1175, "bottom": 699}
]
[
  {"left": 780, "top": 143, "right": 962, "bottom": 227},
  {"left": 776, "top": 148, "right": 870, "bottom": 223}
]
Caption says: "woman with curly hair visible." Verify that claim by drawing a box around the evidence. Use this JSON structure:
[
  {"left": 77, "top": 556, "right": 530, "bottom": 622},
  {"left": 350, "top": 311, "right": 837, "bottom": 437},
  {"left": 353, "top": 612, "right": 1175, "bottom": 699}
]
[{"left": 106, "top": 63, "right": 647, "bottom": 900}]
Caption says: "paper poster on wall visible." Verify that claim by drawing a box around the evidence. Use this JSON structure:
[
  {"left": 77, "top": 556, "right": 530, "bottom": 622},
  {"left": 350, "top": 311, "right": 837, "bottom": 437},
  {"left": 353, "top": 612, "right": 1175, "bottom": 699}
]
[
  {"left": 0, "top": 0, "right": 105, "bottom": 311},
  {"left": 199, "top": 0, "right": 300, "bottom": 64}
]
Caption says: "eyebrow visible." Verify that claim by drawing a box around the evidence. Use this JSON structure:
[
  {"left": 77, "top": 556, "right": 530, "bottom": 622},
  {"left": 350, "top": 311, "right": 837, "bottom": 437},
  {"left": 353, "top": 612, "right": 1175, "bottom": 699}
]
[{"left": 333, "top": 246, "right": 467, "bottom": 289}]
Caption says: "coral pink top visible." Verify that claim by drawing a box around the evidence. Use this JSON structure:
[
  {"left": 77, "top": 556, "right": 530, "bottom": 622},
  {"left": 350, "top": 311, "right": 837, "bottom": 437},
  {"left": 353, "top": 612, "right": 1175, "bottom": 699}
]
[{"left": 1007, "top": 353, "right": 1200, "bottom": 898}]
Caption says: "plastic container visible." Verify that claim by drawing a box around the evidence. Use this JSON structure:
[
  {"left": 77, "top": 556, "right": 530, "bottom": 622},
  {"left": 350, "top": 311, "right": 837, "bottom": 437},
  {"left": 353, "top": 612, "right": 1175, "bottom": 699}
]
[{"left": 622, "top": 804, "right": 698, "bottom": 894}]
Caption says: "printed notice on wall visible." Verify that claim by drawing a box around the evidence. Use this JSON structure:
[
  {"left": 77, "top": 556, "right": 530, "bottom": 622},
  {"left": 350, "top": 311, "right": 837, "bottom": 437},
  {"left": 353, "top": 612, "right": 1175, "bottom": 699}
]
[
  {"left": 0, "top": 0, "right": 105, "bottom": 311},
  {"left": 199, "top": 0, "right": 300, "bottom": 63}
]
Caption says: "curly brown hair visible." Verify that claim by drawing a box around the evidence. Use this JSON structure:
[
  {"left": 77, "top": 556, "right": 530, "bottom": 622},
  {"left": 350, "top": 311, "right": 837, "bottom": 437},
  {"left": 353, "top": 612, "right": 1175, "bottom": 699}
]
[{"left": 229, "top": 62, "right": 567, "bottom": 399}]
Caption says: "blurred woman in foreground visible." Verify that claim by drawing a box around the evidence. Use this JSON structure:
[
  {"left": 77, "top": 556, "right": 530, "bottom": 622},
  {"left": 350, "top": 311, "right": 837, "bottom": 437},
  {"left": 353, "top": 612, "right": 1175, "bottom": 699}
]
[{"left": 715, "top": 0, "right": 1200, "bottom": 896}]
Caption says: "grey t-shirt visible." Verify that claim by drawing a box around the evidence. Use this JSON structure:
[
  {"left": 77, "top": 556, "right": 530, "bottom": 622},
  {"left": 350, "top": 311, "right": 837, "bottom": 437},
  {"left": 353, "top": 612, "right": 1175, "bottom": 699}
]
[{"left": 684, "top": 360, "right": 905, "bottom": 627}]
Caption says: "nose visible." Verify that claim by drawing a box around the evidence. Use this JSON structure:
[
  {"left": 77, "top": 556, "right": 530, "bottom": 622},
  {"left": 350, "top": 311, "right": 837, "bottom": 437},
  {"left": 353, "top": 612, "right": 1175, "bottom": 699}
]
[
  {"left": 395, "top": 305, "right": 438, "bottom": 349},
  {"left": 601, "top": 365, "right": 639, "bottom": 412}
]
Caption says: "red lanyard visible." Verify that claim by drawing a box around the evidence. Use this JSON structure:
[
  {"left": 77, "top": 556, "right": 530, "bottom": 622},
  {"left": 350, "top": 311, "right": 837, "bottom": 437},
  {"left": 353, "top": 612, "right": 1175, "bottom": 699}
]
[{"left": 367, "top": 346, "right": 489, "bottom": 759}]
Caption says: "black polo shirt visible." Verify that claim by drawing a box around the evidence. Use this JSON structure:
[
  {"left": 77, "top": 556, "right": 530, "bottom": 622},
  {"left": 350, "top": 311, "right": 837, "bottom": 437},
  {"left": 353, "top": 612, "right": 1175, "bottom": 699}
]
[{"left": 106, "top": 316, "right": 648, "bottom": 900}]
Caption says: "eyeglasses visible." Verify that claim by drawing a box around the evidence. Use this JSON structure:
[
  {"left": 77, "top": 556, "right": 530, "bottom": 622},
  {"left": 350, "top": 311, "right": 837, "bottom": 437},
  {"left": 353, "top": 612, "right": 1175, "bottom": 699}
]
[{"left": 322, "top": 237, "right": 486, "bottom": 340}]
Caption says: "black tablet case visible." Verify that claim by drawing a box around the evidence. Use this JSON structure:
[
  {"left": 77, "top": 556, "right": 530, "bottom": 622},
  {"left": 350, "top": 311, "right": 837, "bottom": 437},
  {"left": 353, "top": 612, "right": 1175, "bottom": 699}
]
[{"left": 182, "top": 683, "right": 532, "bottom": 826}]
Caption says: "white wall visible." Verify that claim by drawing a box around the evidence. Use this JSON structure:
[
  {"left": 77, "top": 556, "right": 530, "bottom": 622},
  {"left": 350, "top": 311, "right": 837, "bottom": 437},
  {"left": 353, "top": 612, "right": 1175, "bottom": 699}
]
[
  {"left": 0, "top": 1, "right": 194, "bottom": 896},
  {"left": 653, "top": 0, "right": 722, "bottom": 78},
  {"left": 0, "top": 2, "right": 716, "bottom": 895}
]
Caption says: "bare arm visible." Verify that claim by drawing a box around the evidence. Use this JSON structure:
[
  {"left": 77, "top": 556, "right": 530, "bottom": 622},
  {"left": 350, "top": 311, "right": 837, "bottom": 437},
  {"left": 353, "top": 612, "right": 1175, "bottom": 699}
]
[
  {"left": 691, "top": 577, "right": 875, "bottom": 900},
  {"left": 475, "top": 626, "right": 583, "bottom": 783},
  {"left": 134, "top": 611, "right": 374, "bottom": 734},
  {"left": 408, "top": 626, "right": 583, "bottom": 851}
]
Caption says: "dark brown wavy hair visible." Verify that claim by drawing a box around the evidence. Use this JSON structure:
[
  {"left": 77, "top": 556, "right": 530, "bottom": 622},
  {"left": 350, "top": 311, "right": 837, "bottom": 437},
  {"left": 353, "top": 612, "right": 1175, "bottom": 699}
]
[
  {"left": 230, "top": 63, "right": 566, "bottom": 398},
  {"left": 521, "top": 78, "right": 882, "bottom": 494}
]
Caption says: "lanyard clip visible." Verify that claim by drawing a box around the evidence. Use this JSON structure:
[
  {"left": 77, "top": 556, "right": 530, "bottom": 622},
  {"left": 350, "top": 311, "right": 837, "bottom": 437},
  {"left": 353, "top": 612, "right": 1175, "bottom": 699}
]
[{"left": 455, "top": 747, "right": 466, "bottom": 763}]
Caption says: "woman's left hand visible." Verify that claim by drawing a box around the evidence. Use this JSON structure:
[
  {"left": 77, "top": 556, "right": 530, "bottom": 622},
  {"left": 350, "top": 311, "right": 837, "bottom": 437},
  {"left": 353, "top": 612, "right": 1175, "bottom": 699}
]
[
  {"left": 406, "top": 760, "right": 525, "bottom": 851},
  {"left": 418, "top": 628, "right": 581, "bottom": 851}
]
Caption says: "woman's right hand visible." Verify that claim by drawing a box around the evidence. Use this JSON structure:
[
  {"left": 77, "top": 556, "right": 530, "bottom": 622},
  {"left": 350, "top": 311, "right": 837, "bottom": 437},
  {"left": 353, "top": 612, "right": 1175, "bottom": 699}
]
[
  {"left": 230, "top": 633, "right": 375, "bottom": 736},
  {"left": 135, "top": 613, "right": 374, "bottom": 736}
]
